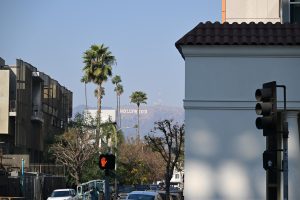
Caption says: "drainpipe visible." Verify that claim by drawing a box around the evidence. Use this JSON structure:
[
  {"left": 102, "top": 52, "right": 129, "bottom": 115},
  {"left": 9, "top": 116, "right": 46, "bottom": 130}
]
[
  {"left": 281, "top": 0, "right": 290, "bottom": 23},
  {"left": 286, "top": 111, "right": 300, "bottom": 199}
]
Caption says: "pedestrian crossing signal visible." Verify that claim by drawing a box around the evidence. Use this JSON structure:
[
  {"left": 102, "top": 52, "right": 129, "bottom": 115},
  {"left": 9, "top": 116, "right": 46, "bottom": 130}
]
[{"left": 99, "top": 154, "right": 115, "bottom": 170}]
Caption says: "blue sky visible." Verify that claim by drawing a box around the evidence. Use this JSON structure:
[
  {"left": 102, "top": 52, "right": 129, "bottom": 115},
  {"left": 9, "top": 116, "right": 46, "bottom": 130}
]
[{"left": 0, "top": 0, "right": 220, "bottom": 108}]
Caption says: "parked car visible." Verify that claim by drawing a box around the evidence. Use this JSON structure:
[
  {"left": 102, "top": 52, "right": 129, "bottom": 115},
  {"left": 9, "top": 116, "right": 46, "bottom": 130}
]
[
  {"left": 47, "top": 188, "right": 78, "bottom": 200},
  {"left": 149, "top": 184, "right": 159, "bottom": 191},
  {"left": 126, "top": 191, "right": 162, "bottom": 200},
  {"left": 117, "top": 192, "right": 129, "bottom": 200},
  {"left": 117, "top": 185, "right": 135, "bottom": 200},
  {"left": 158, "top": 191, "right": 183, "bottom": 200}
]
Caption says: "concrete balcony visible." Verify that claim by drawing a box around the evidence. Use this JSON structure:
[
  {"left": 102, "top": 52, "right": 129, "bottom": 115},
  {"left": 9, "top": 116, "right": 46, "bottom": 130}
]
[
  {"left": 31, "top": 105, "right": 44, "bottom": 123},
  {"left": 9, "top": 100, "right": 16, "bottom": 116}
]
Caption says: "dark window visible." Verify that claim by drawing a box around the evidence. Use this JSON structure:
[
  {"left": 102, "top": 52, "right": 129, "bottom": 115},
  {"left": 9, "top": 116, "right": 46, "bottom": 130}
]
[
  {"left": 127, "top": 194, "right": 155, "bottom": 200},
  {"left": 51, "top": 190, "right": 71, "bottom": 197},
  {"left": 290, "top": 0, "right": 300, "bottom": 23}
]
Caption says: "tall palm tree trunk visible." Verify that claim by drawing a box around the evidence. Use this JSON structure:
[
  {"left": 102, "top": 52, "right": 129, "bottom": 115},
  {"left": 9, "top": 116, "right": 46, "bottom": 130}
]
[
  {"left": 84, "top": 83, "right": 87, "bottom": 109},
  {"left": 118, "top": 95, "right": 121, "bottom": 128},
  {"left": 137, "top": 104, "right": 140, "bottom": 140},
  {"left": 96, "top": 84, "right": 102, "bottom": 148},
  {"left": 116, "top": 94, "right": 119, "bottom": 127}
]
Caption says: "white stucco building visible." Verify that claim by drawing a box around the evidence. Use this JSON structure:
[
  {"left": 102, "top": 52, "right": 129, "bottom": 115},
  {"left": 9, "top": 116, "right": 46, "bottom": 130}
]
[
  {"left": 176, "top": 22, "right": 300, "bottom": 199},
  {"left": 84, "top": 108, "right": 116, "bottom": 123},
  {"left": 84, "top": 108, "right": 116, "bottom": 148},
  {"left": 222, "top": 0, "right": 300, "bottom": 24}
]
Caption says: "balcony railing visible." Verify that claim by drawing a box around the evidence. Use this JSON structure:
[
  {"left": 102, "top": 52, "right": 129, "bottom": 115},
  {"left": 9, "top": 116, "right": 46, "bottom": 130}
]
[
  {"left": 31, "top": 105, "right": 44, "bottom": 123},
  {"left": 9, "top": 100, "right": 16, "bottom": 112},
  {"left": 28, "top": 164, "right": 65, "bottom": 176}
]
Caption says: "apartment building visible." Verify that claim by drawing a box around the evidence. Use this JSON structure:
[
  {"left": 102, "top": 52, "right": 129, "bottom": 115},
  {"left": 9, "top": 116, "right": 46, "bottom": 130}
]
[
  {"left": 222, "top": 0, "right": 300, "bottom": 23},
  {"left": 0, "top": 58, "right": 72, "bottom": 163}
]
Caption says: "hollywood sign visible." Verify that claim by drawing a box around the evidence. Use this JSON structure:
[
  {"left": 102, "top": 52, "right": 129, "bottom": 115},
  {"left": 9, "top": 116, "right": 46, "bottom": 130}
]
[{"left": 120, "top": 109, "right": 148, "bottom": 114}]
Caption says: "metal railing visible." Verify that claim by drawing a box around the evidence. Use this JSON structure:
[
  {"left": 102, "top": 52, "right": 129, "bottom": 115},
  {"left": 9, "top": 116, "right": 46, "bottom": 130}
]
[
  {"left": 9, "top": 100, "right": 16, "bottom": 112},
  {"left": 28, "top": 164, "right": 65, "bottom": 176},
  {"left": 31, "top": 105, "right": 43, "bottom": 122}
]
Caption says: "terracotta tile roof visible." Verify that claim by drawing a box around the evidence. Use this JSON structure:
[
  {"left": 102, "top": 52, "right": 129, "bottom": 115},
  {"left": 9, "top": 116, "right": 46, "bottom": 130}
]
[{"left": 175, "top": 21, "right": 300, "bottom": 58}]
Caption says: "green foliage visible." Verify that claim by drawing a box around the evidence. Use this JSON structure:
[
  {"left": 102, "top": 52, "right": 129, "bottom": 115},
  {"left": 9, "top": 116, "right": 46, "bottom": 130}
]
[
  {"left": 81, "top": 154, "right": 104, "bottom": 183},
  {"left": 82, "top": 44, "right": 116, "bottom": 147},
  {"left": 112, "top": 75, "right": 121, "bottom": 85},
  {"left": 117, "top": 137, "right": 165, "bottom": 185},
  {"left": 82, "top": 44, "right": 116, "bottom": 85},
  {"left": 49, "top": 113, "right": 98, "bottom": 185},
  {"left": 130, "top": 91, "right": 147, "bottom": 107},
  {"left": 115, "top": 84, "right": 124, "bottom": 96}
]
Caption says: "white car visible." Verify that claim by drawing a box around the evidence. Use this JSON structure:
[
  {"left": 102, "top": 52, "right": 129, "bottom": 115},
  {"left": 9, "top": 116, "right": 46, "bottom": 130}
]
[
  {"left": 47, "top": 189, "right": 77, "bottom": 200},
  {"left": 126, "top": 191, "right": 162, "bottom": 200}
]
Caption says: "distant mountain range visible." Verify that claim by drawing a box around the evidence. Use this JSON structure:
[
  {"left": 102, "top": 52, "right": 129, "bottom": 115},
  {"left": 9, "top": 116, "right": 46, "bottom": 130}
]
[{"left": 73, "top": 104, "right": 184, "bottom": 138}]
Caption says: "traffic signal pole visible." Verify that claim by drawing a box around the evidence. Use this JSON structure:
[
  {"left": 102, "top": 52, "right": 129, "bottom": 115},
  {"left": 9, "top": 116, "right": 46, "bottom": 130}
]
[
  {"left": 105, "top": 169, "right": 110, "bottom": 200},
  {"left": 277, "top": 85, "right": 288, "bottom": 200},
  {"left": 282, "top": 122, "right": 289, "bottom": 200},
  {"left": 99, "top": 154, "right": 115, "bottom": 200},
  {"left": 255, "top": 82, "right": 289, "bottom": 200}
]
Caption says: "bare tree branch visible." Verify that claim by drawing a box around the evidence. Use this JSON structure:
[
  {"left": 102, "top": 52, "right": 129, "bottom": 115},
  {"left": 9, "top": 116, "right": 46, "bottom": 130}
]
[
  {"left": 49, "top": 114, "right": 98, "bottom": 185},
  {"left": 145, "top": 119, "right": 184, "bottom": 200}
]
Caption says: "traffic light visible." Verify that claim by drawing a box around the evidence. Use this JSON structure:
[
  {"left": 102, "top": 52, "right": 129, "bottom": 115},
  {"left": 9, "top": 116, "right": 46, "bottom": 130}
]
[
  {"left": 263, "top": 150, "right": 277, "bottom": 170},
  {"left": 255, "top": 81, "right": 277, "bottom": 136},
  {"left": 99, "top": 154, "right": 115, "bottom": 170}
]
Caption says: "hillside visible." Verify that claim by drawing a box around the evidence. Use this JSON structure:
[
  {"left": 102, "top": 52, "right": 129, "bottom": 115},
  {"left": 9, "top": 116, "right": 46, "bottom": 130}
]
[{"left": 73, "top": 104, "right": 184, "bottom": 138}]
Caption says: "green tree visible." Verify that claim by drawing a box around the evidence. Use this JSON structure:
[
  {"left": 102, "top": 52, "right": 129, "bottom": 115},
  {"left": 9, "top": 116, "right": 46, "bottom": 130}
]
[
  {"left": 130, "top": 91, "right": 147, "bottom": 139},
  {"left": 115, "top": 84, "right": 123, "bottom": 127},
  {"left": 81, "top": 119, "right": 124, "bottom": 183},
  {"left": 145, "top": 119, "right": 185, "bottom": 200},
  {"left": 80, "top": 75, "right": 89, "bottom": 109},
  {"left": 118, "top": 137, "right": 164, "bottom": 185},
  {"left": 82, "top": 44, "right": 116, "bottom": 148},
  {"left": 112, "top": 75, "right": 123, "bottom": 126},
  {"left": 49, "top": 113, "right": 98, "bottom": 185}
]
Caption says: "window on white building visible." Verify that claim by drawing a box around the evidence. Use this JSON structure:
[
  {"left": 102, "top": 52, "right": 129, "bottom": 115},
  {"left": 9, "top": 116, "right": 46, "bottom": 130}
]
[
  {"left": 175, "top": 174, "right": 179, "bottom": 179},
  {"left": 290, "top": 0, "right": 300, "bottom": 23}
]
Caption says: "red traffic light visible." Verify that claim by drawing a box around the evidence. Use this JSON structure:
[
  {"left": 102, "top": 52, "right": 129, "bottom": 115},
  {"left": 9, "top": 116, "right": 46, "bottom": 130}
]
[{"left": 99, "top": 154, "right": 115, "bottom": 170}]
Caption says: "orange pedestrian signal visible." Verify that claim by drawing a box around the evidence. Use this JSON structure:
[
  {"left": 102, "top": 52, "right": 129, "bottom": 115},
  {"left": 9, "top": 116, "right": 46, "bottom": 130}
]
[
  {"left": 99, "top": 154, "right": 115, "bottom": 170},
  {"left": 100, "top": 157, "right": 108, "bottom": 168}
]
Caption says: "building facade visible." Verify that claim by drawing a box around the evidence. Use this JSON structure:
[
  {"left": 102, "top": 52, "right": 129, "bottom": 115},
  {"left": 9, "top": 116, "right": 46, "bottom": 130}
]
[
  {"left": 84, "top": 108, "right": 116, "bottom": 148},
  {"left": 0, "top": 58, "right": 72, "bottom": 163},
  {"left": 176, "top": 22, "right": 300, "bottom": 199},
  {"left": 170, "top": 170, "right": 184, "bottom": 190},
  {"left": 84, "top": 108, "right": 116, "bottom": 123},
  {"left": 222, "top": 0, "right": 300, "bottom": 23}
]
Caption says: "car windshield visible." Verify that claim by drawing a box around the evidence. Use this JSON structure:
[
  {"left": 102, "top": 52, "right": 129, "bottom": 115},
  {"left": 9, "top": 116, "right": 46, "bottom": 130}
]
[
  {"left": 127, "top": 194, "right": 155, "bottom": 200},
  {"left": 51, "top": 191, "right": 70, "bottom": 197}
]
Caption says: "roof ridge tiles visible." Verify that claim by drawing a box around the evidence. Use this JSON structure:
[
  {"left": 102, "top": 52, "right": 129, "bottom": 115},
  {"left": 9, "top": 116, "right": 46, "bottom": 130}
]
[{"left": 176, "top": 21, "right": 300, "bottom": 47}]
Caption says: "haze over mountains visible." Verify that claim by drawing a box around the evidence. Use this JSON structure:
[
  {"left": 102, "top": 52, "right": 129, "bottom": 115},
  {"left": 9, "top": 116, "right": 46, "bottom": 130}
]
[{"left": 73, "top": 104, "right": 184, "bottom": 138}]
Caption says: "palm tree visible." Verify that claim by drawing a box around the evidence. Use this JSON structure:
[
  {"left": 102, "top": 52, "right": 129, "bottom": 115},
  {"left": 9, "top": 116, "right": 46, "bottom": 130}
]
[
  {"left": 80, "top": 75, "right": 89, "bottom": 109},
  {"left": 82, "top": 44, "right": 116, "bottom": 148},
  {"left": 112, "top": 75, "right": 122, "bottom": 126},
  {"left": 130, "top": 91, "right": 147, "bottom": 139},
  {"left": 115, "top": 84, "right": 124, "bottom": 127}
]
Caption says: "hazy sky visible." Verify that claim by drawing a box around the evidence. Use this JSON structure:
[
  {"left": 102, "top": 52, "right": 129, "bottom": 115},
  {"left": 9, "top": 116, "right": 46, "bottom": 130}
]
[{"left": 0, "top": 0, "right": 220, "bottom": 108}]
